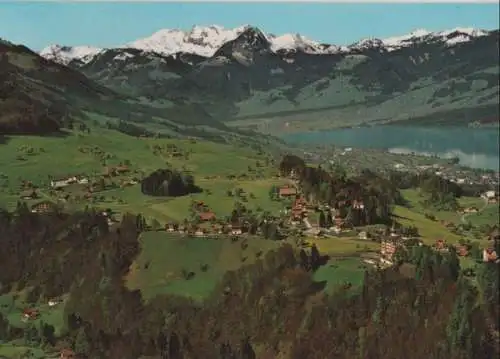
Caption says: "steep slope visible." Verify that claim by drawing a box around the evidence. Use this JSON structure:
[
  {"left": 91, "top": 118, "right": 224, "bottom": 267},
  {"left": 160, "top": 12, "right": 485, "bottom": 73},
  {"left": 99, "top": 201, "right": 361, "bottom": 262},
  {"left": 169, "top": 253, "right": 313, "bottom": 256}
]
[
  {"left": 0, "top": 39, "right": 280, "bottom": 147},
  {"left": 0, "top": 40, "right": 116, "bottom": 134},
  {"left": 41, "top": 26, "right": 499, "bottom": 130}
]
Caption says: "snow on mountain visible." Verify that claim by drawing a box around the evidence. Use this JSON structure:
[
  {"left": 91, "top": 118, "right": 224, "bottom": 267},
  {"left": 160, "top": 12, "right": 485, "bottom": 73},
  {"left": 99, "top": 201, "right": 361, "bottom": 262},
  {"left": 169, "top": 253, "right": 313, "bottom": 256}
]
[
  {"left": 39, "top": 25, "right": 492, "bottom": 65},
  {"left": 39, "top": 44, "right": 102, "bottom": 65},
  {"left": 126, "top": 25, "right": 248, "bottom": 57},
  {"left": 350, "top": 27, "right": 489, "bottom": 51},
  {"left": 268, "top": 33, "right": 343, "bottom": 54}
]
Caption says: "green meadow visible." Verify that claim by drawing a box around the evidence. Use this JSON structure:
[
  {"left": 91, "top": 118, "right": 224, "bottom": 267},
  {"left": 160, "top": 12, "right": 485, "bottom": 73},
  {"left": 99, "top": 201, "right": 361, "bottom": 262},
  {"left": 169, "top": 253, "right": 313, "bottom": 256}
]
[{"left": 126, "top": 232, "right": 282, "bottom": 301}]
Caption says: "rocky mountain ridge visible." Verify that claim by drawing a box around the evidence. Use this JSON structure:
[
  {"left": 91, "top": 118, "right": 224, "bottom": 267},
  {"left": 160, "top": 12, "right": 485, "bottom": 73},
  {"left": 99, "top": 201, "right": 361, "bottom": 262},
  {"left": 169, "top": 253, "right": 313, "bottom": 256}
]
[{"left": 39, "top": 25, "right": 492, "bottom": 65}]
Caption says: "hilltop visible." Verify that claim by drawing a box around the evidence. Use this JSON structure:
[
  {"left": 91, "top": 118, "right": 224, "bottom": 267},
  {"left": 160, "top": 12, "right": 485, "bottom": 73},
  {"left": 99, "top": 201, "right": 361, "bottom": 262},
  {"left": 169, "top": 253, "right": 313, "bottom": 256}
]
[{"left": 40, "top": 25, "right": 500, "bottom": 132}]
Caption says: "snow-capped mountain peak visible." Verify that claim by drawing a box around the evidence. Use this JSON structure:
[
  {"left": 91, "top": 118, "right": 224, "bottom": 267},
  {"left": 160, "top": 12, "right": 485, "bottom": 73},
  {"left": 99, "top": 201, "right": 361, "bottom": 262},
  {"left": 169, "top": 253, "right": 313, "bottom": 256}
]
[
  {"left": 349, "top": 27, "right": 489, "bottom": 51},
  {"left": 38, "top": 25, "right": 492, "bottom": 65},
  {"left": 39, "top": 44, "right": 102, "bottom": 65},
  {"left": 125, "top": 24, "right": 249, "bottom": 57},
  {"left": 381, "top": 28, "right": 431, "bottom": 47}
]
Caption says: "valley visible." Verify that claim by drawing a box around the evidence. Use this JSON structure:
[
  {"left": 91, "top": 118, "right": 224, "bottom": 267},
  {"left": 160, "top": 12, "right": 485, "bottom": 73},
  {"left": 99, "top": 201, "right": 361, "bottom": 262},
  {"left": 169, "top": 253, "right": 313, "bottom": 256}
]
[{"left": 0, "top": 17, "right": 499, "bottom": 359}]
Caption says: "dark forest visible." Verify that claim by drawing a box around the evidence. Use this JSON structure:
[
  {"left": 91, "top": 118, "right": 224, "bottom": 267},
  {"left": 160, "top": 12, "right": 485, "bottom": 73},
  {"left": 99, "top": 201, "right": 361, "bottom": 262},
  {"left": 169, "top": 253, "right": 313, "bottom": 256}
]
[{"left": 0, "top": 202, "right": 498, "bottom": 359}]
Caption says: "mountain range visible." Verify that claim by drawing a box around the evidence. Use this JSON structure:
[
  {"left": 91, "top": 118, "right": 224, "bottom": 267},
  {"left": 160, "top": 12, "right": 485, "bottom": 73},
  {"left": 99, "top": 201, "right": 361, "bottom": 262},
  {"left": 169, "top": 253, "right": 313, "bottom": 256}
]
[
  {"left": 2, "top": 24, "right": 499, "bottom": 138},
  {"left": 40, "top": 25, "right": 491, "bottom": 63}
]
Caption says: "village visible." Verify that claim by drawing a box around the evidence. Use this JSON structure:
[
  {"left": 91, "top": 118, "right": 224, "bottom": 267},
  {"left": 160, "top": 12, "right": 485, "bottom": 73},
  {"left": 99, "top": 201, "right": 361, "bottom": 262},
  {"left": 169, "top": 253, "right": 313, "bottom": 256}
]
[
  {"left": 14, "top": 172, "right": 499, "bottom": 359},
  {"left": 301, "top": 146, "right": 500, "bottom": 189},
  {"left": 4, "top": 150, "right": 500, "bottom": 359},
  {"left": 16, "top": 164, "right": 500, "bottom": 272}
]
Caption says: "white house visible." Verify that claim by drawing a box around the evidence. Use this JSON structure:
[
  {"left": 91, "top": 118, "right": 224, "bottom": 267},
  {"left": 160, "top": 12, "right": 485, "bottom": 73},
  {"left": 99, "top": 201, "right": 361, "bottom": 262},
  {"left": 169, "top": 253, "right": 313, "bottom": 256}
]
[
  {"left": 231, "top": 228, "right": 243, "bottom": 236},
  {"left": 48, "top": 298, "right": 61, "bottom": 307},
  {"left": 358, "top": 231, "right": 369, "bottom": 240},
  {"left": 50, "top": 176, "right": 77, "bottom": 189},
  {"left": 482, "top": 190, "right": 497, "bottom": 199},
  {"left": 483, "top": 248, "right": 499, "bottom": 263},
  {"left": 77, "top": 177, "right": 89, "bottom": 185}
]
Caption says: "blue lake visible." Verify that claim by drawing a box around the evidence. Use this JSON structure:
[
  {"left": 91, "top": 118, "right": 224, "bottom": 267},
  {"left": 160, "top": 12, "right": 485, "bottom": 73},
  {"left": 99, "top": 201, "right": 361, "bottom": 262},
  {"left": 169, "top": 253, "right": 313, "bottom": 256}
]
[{"left": 283, "top": 126, "right": 500, "bottom": 170}]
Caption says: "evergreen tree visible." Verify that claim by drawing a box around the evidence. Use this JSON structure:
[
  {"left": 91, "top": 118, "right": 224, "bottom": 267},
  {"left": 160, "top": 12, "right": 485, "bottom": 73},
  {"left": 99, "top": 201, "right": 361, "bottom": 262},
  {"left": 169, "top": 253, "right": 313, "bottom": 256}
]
[
  {"left": 23, "top": 323, "right": 40, "bottom": 346},
  {"left": 74, "top": 327, "right": 91, "bottom": 357},
  {"left": 446, "top": 277, "right": 477, "bottom": 357},
  {"left": 268, "top": 223, "right": 279, "bottom": 241},
  {"left": 0, "top": 313, "right": 8, "bottom": 341},
  {"left": 135, "top": 214, "right": 147, "bottom": 232},
  {"left": 325, "top": 210, "right": 333, "bottom": 228},
  {"left": 38, "top": 320, "right": 55, "bottom": 346},
  {"left": 240, "top": 337, "right": 256, "bottom": 359},
  {"left": 310, "top": 244, "right": 321, "bottom": 271},
  {"left": 318, "top": 211, "right": 326, "bottom": 228}
]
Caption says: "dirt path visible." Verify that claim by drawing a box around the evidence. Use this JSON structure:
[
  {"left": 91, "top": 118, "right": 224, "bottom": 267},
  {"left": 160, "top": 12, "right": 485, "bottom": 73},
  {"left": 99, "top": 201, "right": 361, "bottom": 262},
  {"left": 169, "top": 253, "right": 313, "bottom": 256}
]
[{"left": 460, "top": 197, "right": 489, "bottom": 224}]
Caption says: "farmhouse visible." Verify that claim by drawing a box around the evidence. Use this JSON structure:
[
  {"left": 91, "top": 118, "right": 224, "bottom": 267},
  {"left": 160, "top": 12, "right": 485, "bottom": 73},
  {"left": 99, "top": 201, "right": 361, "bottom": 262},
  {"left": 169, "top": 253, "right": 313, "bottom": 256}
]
[
  {"left": 22, "top": 308, "right": 39, "bottom": 321},
  {"left": 48, "top": 298, "right": 62, "bottom": 307},
  {"left": 353, "top": 200, "right": 365, "bottom": 210},
  {"left": 457, "top": 245, "right": 468, "bottom": 257},
  {"left": 31, "top": 201, "right": 55, "bottom": 213},
  {"left": 380, "top": 240, "right": 397, "bottom": 261},
  {"left": 77, "top": 177, "right": 89, "bottom": 185},
  {"left": 279, "top": 186, "right": 297, "bottom": 198},
  {"left": 231, "top": 226, "right": 243, "bottom": 236},
  {"left": 482, "top": 190, "right": 499, "bottom": 203},
  {"left": 199, "top": 211, "right": 216, "bottom": 221},
  {"left": 463, "top": 207, "right": 479, "bottom": 214},
  {"left": 434, "top": 239, "right": 448, "bottom": 252},
  {"left": 60, "top": 348, "right": 76, "bottom": 359},
  {"left": 51, "top": 176, "right": 77, "bottom": 189},
  {"left": 483, "top": 248, "right": 499, "bottom": 263},
  {"left": 358, "top": 231, "right": 370, "bottom": 240},
  {"left": 194, "top": 229, "right": 204, "bottom": 237},
  {"left": 290, "top": 208, "right": 304, "bottom": 221},
  {"left": 334, "top": 216, "right": 344, "bottom": 229}
]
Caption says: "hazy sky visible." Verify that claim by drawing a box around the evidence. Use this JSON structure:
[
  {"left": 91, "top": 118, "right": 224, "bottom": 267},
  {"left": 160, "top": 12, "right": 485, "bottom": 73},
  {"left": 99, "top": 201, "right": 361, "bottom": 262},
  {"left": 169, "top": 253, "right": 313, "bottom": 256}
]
[{"left": 1, "top": 2, "right": 499, "bottom": 50}]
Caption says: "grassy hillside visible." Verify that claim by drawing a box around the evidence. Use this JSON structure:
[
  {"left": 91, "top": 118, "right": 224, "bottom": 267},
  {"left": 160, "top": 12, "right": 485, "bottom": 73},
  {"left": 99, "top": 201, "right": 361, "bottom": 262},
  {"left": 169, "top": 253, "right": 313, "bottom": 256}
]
[
  {"left": 126, "top": 233, "right": 282, "bottom": 301},
  {"left": 0, "top": 126, "right": 286, "bottom": 220},
  {"left": 0, "top": 39, "right": 283, "bottom": 143}
]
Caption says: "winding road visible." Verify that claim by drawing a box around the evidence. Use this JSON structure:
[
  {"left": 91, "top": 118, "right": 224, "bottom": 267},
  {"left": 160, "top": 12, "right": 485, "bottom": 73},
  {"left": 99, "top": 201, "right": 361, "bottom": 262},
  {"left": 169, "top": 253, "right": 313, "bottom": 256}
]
[{"left": 460, "top": 197, "right": 489, "bottom": 224}]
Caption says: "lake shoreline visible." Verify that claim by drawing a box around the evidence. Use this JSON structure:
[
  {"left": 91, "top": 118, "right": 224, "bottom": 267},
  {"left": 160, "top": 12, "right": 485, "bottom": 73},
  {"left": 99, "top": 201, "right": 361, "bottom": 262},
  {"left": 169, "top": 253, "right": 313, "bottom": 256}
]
[{"left": 282, "top": 125, "right": 499, "bottom": 171}]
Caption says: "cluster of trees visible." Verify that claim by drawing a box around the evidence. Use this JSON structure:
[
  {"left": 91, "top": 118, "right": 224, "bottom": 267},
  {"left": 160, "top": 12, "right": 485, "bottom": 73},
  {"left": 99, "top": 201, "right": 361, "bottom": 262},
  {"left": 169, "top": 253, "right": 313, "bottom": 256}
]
[
  {"left": 280, "top": 155, "right": 400, "bottom": 225},
  {"left": 106, "top": 120, "right": 159, "bottom": 138},
  {"left": 419, "top": 174, "right": 461, "bottom": 211},
  {"left": 141, "top": 168, "right": 202, "bottom": 197},
  {"left": 0, "top": 204, "right": 498, "bottom": 359},
  {"left": 318, "top": 210, "right": 334, "bottom": 228},
  {"left": 389, "top": 169, "right": 491, "bottom": 202}
]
